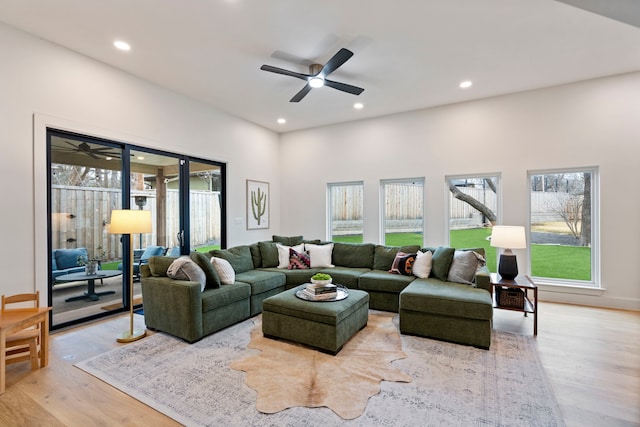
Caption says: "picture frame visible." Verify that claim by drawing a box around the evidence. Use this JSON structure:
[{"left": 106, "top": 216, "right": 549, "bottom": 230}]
[{"left": 246, "top": 180, "right": 269, "bottom": 229}]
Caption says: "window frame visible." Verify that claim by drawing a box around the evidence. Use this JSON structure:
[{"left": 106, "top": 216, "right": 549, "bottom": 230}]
[
  {"left": 379, "top": 177, "right": 425, "bottom": 246},
  {"left": 326, "top": 181, "right": 364, "bottom": 242},
  {"left": 445, "top": 173, "right": 501, "bottom": 271},
  {"left": 527, "top": 166, "right": 600, "bottom": 288}
]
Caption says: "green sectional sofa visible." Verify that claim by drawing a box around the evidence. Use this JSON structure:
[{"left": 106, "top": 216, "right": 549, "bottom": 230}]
[{"left": 140, "top": 236, "right": 493, "bottom": 348}]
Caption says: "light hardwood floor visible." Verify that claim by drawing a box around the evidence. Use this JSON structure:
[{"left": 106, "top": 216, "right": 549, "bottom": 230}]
[{"left": 1, "top": 302, "right": 638, "bottom": 426}]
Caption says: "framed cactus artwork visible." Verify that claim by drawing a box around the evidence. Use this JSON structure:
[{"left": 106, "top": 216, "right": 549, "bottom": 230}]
[{"left": 246, "top": 179, "right": 270, "bottom": 229}]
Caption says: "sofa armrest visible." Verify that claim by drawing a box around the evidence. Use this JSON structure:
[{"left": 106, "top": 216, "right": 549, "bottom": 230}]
[
  {"left": 474, "top": 267, "right": 491, "bottom": 293},
  {"left": 141, "top": 276, "right": 204, "bottom": 343}
]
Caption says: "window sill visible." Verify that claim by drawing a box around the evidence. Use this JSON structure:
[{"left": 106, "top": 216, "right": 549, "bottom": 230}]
[{"left": 533, "top": 280, "right": 605, "bottom": 297}]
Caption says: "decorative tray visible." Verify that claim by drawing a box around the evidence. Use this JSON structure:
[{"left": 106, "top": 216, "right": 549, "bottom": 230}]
[{"left": 295, "top": 284, "right": 349, "bottom": 302}]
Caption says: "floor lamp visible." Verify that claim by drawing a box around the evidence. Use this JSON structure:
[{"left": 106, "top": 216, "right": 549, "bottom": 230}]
[{"left": 109, "top": 209, "right": 152, "bottom": 343}]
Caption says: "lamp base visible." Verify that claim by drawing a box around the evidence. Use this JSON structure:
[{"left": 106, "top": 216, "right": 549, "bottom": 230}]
[
  {"left": 498, "top": 253, "right": 519, "bottom": 280},
  {"left": 116, "top": 329, "right": 147, "bottom": 343}
]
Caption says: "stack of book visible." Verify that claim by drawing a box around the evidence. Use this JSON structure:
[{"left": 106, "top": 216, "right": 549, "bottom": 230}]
[{"left": 303, "top": 283, "right": 337, "bottom": 300}]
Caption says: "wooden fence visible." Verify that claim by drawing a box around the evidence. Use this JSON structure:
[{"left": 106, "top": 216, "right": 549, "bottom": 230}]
[{"left": 51, "top": 186, "right": 221, "bottom": 260}]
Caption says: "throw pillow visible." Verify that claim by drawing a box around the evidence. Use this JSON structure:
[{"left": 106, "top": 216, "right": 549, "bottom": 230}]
[
  {"left": 190, "top": 251, "right": 221, "bottom": 289},
  {"left": 430, "top": 246, "right": 456, "bottom": 281},
  {"left": 148, "top": 256, "right": 178, "bottom": 277},
  {"left": 389, "top": 252, "right": 417, "bottom": 276},
  {"left": 304, "top": 243, "right": 335, "bottom": 268},
  {"left": 167, "top": 257, "right": 206, "bottom": 291},
  {"left": 276, "top": 243, "right": 304, "bottom": 269},
  {"left": 448, "top": 250, "right": 486, "bottom": 285},
  {"left": 412, "top": 250, "right": 433, "bottom": 278},
  {"left": 288, "top": 248, "right": 311, "bottom": 270},
  {"left": 210, "top": 257, "right": 236, "bottom": 285}
]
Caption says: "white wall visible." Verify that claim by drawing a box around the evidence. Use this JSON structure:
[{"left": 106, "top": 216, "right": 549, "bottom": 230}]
[
  {"left": 0, "top": 23, "right": 280, "bottom": 300},
  {"left": 280, "top": 72, "right": 640, "bottom": 310}
]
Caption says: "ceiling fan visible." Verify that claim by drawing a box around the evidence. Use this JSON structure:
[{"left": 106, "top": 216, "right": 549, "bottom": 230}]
[
  {"left": 58, "top": 140, "right": 121, "bottom": 159},
  {"left": 260, "top": 48, "right": 365, "bottom": 102}
]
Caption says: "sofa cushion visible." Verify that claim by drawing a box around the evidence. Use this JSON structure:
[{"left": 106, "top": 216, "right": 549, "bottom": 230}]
[
  {"left": 304, "top": 243, "right": 334, "bottom": 268},
  {"left": 319, "top": 266, "right": 370, "bottom": 289},
  {"left": 332, "top": 242, "right": 375, "bottom": 268},
  {"left": 211, "top": 257, "right": 235, "bottom": 285},
  {"left": 373, "top": 245, "right": 421, "bottom": 271},
  {"left": 235, "top": 270, "right": 286, "bottom": 295},
  {"left": 358, "top": 270, "right": 416, "bottom": 293},
  {"left": 288, "top": 248, "right": 311, "bottom": 269},
  {"left": 412, "top": 250, "right": 433, "bottom": 279},
  {"left": 167, "top": 257, "right": 206, "bottom": 291},
  {"left": 211, "top": 246, "right": 254, "bottom": 273},
  {"left": 400, "top": 279, "right": 492, "bottom": 321},
  {"left": 148, "top": 256, "right": 178, "bottom": 277},
  {"left": 258, "top": 241, "right": 279, "bottom": 268},
  {"left": 201, "top": 282, "right": 251, "bottom": 313},
  {"left": 448, "top": 250, "right": 486, "bottom": 285},
  {"left": 248, "top": 242, "right": 262, "bottom": 269},
  {"left": 54, "top": 247, "right": 88, "bottom": 270},
  {"left": 426, "top": 246, "right": 455, "bottom": 281},
  {"left": 189, "top": 252, "right": 221, "bottom": 289},
  {"left": 272, "top": 235, "right": 304, "bottom": 246}
]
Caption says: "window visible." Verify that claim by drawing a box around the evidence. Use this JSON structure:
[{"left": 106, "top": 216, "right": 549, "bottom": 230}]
[
  {"left": 328, "top": 182, "right": 364, "bottom": 243},
  {"left": 529, "top": 168, "right": 598, "bottom": 286},
  {"left": 447, "top": 174, "right": 500, "bottom": 272},
  {"left": 380, "top": 178, "right": 424, "bottom": 246}
]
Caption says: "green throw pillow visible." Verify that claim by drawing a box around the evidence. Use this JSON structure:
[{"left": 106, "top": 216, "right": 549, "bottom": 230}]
[
  {"left": 430, "top": 246, "right": 455, "bottom": 281},
  {"left": 148, "top": 256, "right": 178, "bottom": 277},
  {"left": 190, "top": 252, "right": 221, "bottom": 289}
]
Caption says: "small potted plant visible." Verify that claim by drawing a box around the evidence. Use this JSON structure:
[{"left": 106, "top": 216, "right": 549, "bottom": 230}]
[{"left": 310, "top": 272, "right": 332, "bottom": 285}]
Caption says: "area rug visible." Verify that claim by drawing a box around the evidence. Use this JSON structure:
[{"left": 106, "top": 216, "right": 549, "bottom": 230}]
[
  {"left": 230, "top": 313, "right": 412, "bottom": 419},
  {"left": 75, "top": 313, "right": 565, "bottom": 427}
]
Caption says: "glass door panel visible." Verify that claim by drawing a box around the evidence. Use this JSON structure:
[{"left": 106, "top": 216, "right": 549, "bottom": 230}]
[
  {"left": 49, "top": 133, "right": 124, "bottom": 328},
  {"left": 188, "top": 161, "right": 222, "bottom": 253}
]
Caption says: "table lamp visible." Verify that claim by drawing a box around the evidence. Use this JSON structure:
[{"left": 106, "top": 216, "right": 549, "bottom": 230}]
[
  {"left": 490, "top": 225, "right": 526, "bottom": 280},
  {"left": 109, "top": 209, "right": 152, "bottom": 343}
]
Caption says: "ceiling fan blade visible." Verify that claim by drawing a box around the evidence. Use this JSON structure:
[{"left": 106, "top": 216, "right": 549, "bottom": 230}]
[
  {"left": 320, "top": 48, "right": 354, "bottom": 77},
  {"left": 324, "top": 79, "right": 364, "bottom": 95},
  {"left": 290, "top": 84, "right": 313, "bottom": 102},
  {"left": 260, "top": 65, "right": 309, "bottom": 81}
]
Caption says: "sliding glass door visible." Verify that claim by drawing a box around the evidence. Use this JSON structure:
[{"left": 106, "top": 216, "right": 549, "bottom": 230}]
[{"left": 48, "top": 129, "right": 226, "bottom": 329}]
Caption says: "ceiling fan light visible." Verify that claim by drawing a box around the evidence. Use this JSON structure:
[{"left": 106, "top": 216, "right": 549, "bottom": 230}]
[{"left": 309, "top": 77, "right": 324, "bottom": 88}]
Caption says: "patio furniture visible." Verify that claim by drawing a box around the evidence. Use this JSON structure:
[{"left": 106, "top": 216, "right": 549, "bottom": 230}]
[{"left": 117, "top": 245, "right": 166, "bottom": 280}]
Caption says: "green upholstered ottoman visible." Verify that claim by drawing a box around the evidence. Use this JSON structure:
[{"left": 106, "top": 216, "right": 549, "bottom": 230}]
[
  {"left": 262, "top": 286, "right": 369, "bottom": 354},
  {"left": 399, "top": 279, "right": 493, "bottom": 349}
]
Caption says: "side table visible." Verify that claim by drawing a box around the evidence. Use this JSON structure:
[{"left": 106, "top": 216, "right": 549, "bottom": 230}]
[{"left": 489, "top": 273, "right": 538, "bottom": 336}]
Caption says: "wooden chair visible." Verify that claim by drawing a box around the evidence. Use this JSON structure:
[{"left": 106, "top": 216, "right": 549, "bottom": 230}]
[{"left": 1, "top": 291, "right": 41, "bottom": 370}]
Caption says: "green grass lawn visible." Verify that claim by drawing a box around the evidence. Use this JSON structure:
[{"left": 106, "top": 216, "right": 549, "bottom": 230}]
[{"left": 334, "top": 228, "right": 591, "bottom": 280}]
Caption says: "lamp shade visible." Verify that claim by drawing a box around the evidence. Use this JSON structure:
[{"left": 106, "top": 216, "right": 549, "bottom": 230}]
[
  {"left": 108, "top": 209, "right": 152, "bottom": 234},
  {"left": 490, "top": 225, "right": 526, "bottom": 249}
]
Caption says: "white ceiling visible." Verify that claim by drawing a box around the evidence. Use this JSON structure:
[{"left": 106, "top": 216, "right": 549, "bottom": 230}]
[{"left": 1, "top": 0, "right": 639, "bottom": 133}]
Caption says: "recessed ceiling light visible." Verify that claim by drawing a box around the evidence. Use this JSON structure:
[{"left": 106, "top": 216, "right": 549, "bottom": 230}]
[
  {"left": 105, "top": 157, "right": 113, "bottom": 161},
  {"left": 113, "top": 40, "right": 131, "bottom": 51},
  {"left": 137, "top": 156, "right": 145, "bottom": 160},
  {"left": 459, "top": 80, "right": 473, "bottom": 89},
  {"left": 277, "top": 118, "right": 286, "bottom": 124},
  {"left": 354, "top": 102, "right": 364, "bottom": 110}
]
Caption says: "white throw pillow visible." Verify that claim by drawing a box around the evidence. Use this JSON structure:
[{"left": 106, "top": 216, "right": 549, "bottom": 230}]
[
  {"left": 210, "top": 257, "right": 235, "bottom": 285},
  {"left": 167, "top": 257, "right": 206, "bottom": 291},
  {"left": 448, "top": 250, "right": 485, "bottom": 285},
  {"left": 412, "top": 250, "right": 433, "bottom": 279},
  {"left": 304, "top": 243, "right": 335, "bottom": 268},
  {"left": 276, "top": 243, "right": 304, "bottom": 269}
]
